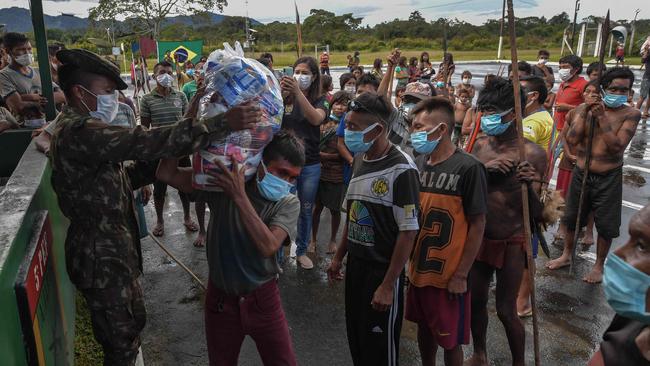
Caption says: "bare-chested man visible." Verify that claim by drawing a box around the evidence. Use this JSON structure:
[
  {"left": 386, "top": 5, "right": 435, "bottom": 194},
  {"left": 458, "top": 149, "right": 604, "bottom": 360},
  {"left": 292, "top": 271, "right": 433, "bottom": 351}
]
[
  {"left": 546, "top": 67, "right": 641, "bottom": 284},
  {"left": 466, "top": 77, "right": 547, "bottom": 366}
]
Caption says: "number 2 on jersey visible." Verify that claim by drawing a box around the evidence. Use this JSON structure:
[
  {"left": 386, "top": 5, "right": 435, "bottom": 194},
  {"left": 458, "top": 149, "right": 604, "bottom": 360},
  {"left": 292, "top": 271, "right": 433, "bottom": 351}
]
[{"left": 416, "top": 208, "right": 453, "bottom": 274}]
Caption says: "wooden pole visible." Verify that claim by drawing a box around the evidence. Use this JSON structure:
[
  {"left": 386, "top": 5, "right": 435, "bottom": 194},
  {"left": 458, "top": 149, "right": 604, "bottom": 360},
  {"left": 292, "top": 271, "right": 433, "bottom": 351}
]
[
  {"left": 505, "top": 1, "right": 540, "bottom": 364},
  {"left": 569, "top": 10, "right": 610, "bottom": 275},
  {"left": 148, "top": 233, "right": 206, "bottom": 291}
]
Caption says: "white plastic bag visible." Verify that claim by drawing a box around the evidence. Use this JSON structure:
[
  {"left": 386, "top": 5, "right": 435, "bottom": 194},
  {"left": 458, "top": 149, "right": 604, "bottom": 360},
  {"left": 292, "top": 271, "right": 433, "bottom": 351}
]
[{"left": 193, "top": 42, "right": 284, "bottom": 191}]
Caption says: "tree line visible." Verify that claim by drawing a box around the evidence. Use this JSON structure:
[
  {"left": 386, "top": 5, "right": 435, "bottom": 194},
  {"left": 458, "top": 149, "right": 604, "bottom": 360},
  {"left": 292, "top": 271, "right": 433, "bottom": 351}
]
[{"left": 41, "top": 9, "right": 650, "bottom": 55}]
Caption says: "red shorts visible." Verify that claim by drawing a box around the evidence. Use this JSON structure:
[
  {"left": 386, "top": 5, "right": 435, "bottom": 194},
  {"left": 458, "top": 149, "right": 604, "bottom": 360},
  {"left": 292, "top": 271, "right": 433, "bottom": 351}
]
[
  {"left": 556, "top": 168, "right": 573, "bottom": 199},
  {"left": 405, "top": 285, "right": 471, "bottom": 350},
  {"left": 475, "top": 236, "right": 526, "bottom": 269}
]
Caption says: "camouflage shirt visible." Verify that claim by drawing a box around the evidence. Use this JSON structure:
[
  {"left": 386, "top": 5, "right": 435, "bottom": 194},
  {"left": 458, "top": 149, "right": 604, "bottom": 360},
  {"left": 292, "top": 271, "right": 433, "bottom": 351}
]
[{"left": 50, "top": 107, "right": 229, "bottom": 289}]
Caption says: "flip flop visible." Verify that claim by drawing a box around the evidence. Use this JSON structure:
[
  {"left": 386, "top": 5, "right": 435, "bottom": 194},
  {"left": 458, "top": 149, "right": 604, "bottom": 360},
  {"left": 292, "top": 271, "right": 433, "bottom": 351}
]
[
  {"left": 152, "top": 223, "right": 164, "bottom": 237},
  {"left": 183, "top": 220, "right": 199, "bottom": 232},
  {"left": 518, "top": 309, "right": 533, "bottom": 318}
]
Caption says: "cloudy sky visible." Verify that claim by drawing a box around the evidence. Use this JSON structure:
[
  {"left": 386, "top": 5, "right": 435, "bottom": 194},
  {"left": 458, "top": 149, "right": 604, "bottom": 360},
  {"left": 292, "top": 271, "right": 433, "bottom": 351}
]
[{"left": 1, "top": 0, "right": 643, "bottom": 25}]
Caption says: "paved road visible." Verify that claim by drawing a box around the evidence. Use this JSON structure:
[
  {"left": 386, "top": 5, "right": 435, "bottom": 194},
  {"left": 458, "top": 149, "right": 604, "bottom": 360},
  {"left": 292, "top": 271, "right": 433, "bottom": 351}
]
[{"left": 135, "top": 62, "right": 649, "bottom": 365}]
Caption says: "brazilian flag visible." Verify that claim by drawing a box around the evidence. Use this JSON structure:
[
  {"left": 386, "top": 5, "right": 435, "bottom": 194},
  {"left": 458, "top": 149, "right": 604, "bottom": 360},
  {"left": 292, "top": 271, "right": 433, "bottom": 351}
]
[{"left": 157, "top": 40, "right": 204, "bottom": 65}]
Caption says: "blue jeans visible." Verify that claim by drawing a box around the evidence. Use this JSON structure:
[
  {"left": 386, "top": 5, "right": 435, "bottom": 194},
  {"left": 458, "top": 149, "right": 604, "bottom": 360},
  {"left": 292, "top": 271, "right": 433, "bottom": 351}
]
[{"left": 295, "top": 163, "right": 321, "bottom": 256}]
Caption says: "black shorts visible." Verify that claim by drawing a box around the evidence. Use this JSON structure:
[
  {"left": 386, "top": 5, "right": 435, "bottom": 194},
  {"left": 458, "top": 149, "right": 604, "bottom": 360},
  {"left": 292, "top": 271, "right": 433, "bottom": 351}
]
[
  {"left": 153, "top": 156, "right": 191, "bottom": 200},
  {"left": 316, "top": 180, "right": 345, "bottom": 212},
  {"left": 562, "top": 166, "right": 622, "bottom": 239}
]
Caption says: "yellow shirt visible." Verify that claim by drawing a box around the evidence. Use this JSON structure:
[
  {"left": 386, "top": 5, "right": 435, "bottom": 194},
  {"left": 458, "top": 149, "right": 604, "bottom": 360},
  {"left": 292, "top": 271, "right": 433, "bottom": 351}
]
[{"left": 523, "top": 110, "right": 553, "bottom": 150}]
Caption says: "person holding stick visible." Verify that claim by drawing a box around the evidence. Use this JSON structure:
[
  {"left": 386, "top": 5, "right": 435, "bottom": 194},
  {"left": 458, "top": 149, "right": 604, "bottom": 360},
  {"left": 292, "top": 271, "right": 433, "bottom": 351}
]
[
  {"left": 546, "top": 67, "right": 641, "bottom": 283},
  {"left": 466, "top": 77, "right": 546, "bottom": 366}
]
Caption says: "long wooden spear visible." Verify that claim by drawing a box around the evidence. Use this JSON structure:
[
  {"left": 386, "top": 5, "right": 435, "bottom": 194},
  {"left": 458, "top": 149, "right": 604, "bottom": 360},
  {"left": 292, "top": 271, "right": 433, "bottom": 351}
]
[
  {"left": 569, "top": 11, "right": 610, "bottom": 275},
  {"left": 505, "top": 1, "right": 540, "bottom": 364}
]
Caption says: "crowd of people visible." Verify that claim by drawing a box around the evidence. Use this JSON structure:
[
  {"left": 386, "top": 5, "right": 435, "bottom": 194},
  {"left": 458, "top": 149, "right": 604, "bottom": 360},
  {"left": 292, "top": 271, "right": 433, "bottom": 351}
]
[{"left": 1, "top": 28, "right": 649, "bottom": 366}]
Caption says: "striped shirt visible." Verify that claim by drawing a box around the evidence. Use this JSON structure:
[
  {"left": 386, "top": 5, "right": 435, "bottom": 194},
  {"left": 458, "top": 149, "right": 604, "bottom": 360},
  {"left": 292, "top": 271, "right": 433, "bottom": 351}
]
[{"left": 139, "top": 88, "right": 188, "bottom": 127}]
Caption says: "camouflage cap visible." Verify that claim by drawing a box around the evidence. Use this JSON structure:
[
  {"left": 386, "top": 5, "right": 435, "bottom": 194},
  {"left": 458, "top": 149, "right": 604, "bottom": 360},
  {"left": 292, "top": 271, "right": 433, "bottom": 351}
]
[
  {"left": 56, "top": 49, "right": 128, "bottom": 90},
  {"left": 403, "top": 82, "right": 432, "bottom": 100}
]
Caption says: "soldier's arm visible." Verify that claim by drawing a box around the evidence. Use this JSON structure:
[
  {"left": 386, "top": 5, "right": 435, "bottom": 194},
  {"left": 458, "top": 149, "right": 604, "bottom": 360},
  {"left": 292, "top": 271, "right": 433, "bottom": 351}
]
[
  {"left": 125, "top": 160, "right": 159, "bottom": 189},
  {"left": 66, "top": 115, "right": 232, "bottom": 163},
  {"left": 599, "top": 109, "right": 641, "bottom": 154}
]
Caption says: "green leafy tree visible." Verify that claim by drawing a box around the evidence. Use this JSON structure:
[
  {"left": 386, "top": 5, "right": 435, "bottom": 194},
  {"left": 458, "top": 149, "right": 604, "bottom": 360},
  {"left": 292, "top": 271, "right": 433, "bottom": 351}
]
[{"left": 88, "top": 0, "right": 227, "bottom": 39}]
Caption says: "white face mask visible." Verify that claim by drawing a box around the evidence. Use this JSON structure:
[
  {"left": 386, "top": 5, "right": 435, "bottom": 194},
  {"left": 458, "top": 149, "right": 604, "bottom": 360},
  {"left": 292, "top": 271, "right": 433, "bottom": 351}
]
[
  {"left": 156, "top": 73, "right": 174, "bottom": 88},
  {"left": 462, "top": 78, "right": 471, "bottom": 85},
  {"left": 344, "top": 85, "right": 356, "bottom": 94},
  {"left": 24, "top": 118, "right": 46, "bottom": 128},
  {"left": 294, "top": 74, "right": 312, "bottom": 90},
  {"left": 558, "top": 68, "right": 573, "bottom": 82},
  {"left": 538, "top": 58, "right": 548, "bottom": 65},
  {"left": 79, "top": 86, "right": 119, "bottom": 123},
  {"left": 14, "top": 53, "right": 33, "bottom": 67}
]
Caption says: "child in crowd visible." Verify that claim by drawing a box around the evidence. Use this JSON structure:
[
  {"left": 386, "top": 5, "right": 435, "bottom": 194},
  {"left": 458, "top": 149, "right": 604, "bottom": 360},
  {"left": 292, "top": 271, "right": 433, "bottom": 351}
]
[
  {"left": 454, "top": 88, "right": 472, "bottom": 146},
  {"left": 395, "top": 56, "right": 410, "bottom": 89},
  {"left": 311, "top": 91, "right": 351, "bottom": 254},
  {"left": 395, "top": 86, "right": 406, "bottom": 108},
  {"left": 321, "top": 74, "right": 334, "bottom": 103},
  {"left": 408, "top": 56, "right": 420, "bottom": 83},
  {"left": 544, "top": 80, "right": 556, "bottom": 112},
  {"left": 456, "top": 70, "right": 475, "bottom": 99}
]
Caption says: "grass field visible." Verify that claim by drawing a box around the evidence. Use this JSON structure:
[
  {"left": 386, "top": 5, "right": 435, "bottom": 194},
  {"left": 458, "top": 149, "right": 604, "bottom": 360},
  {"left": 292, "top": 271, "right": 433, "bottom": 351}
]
[{"left": 126, "top": 47, "right": 640, "bottom": 73}]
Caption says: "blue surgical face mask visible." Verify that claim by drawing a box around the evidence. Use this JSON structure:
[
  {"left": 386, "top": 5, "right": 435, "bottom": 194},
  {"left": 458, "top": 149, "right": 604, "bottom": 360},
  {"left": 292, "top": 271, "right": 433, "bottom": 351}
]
[
  {"left": 344, "top": 122, "right": 380, "bottom": 153},
  {"left": 186, "top": 69, "right": 195, "bottom": 77},
  {"left": 411, "top": 124, "right": 442, "bottom": 154},
  {"left": 257, "top": 162, "right": 294, "bottom": 202},
  {"left": 603, "top": 253, "right": 650, "bottom": 324},
  {"left": 480, "top": 108, "right": 513, "bottom": 136},
  {"left": 436, "top": 81, "right": 445, "bottom": 88},
  {"left": 602, "top": 92, "right": 628, "bottom": 109}
]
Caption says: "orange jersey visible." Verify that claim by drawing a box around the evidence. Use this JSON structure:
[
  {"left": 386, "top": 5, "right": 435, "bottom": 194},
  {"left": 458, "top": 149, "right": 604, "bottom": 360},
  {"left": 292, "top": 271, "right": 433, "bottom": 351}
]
[{"left": 408, "top": 149, "right": 487, "bottom": 289}]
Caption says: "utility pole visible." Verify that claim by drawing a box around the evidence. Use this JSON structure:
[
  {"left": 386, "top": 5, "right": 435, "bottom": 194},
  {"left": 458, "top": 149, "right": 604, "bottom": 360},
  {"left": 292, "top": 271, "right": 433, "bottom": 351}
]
[
  {"left": 497, "top": 0, "right": 506, "bottom": 59},
  {"left": 570, "top": 0, "right": 580, "bottom": 52},
  {"left": 29, "top": 0, "right": 56, "bottom": 120},
  {"left": 629, "top": 9, "right": 641, "bottom": 54},
  {"left": 244, "top": 0, "right": 251, "bottom": 53}
]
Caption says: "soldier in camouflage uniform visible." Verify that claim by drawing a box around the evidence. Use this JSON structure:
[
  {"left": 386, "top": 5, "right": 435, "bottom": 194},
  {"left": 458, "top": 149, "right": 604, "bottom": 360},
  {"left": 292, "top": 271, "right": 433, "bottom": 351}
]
[{"left": 49, "top": 49, "right": 262, "bottom": 365}]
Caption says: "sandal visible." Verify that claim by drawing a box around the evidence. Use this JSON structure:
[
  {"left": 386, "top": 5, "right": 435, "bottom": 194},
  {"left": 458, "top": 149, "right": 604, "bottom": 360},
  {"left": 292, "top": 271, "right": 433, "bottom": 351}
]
[{"left": 183, "top": 220, "right": 199, "bottom": 232}]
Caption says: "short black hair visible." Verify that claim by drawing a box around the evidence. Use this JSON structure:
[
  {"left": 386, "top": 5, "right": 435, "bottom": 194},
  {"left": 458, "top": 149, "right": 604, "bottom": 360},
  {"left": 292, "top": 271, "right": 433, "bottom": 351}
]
[
  {"left": 339, "top": 73, "right": 356, "bottom": 89},
  {"left": 559, "top": 54, "right": 583, "bottom": 74},
  {"left": 257, "top": 57, "right": 272, "bottom": 69},
  {"left": 601, "top": 67, "right": 635, "bottom": 90},
  {"left": 351, "top": 65, "right": 364, "bottom": 74},
  {"left": 521, "top": 76, "right": 548, "bottom": 105},
  {"left": 586, "top": 61, "right": 606, "bottom": 76},
  {"left": 321, "top": 74, "right": 333, "bottom": 91},
  {"left": 263, "top": 130, "right": 305, "bottom": 168},
  {"left": 331, "top": 90, "right": 351, "bottom": 106},
  {"left": 507, "top": 61, "right": 532, "bottom": 75},
  {"left": 538, "top": 49, "right": 550, "bottom": 57},
  {"left": 354, "top": 92, "right": 392, "bottom": 125},
  {"left": 260, "top": 52, "right": 273, "bottom": 63},
  {"left": 411, "top": 96, "right": 455, "bottom": 135},
  {"left": 373, "top": 58, "right": 382, "bottom": 69},
  {"left": 3, "top": 32, "right": 29, "bottom": 50},
  {"left": 477, "top": 76, "right": 526, "bottom": 114},
  {"left": 356, "top": 73, "right": 379, "bottom": 90},
  {"left": 154, "top": 61, "right": 173, "bottom": 73},
  {"left": 48, "top": 43, "right": 65, "bottom": 57},
  {"left": 461, "top": 70, "right": 472, "bottom": 78}
]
